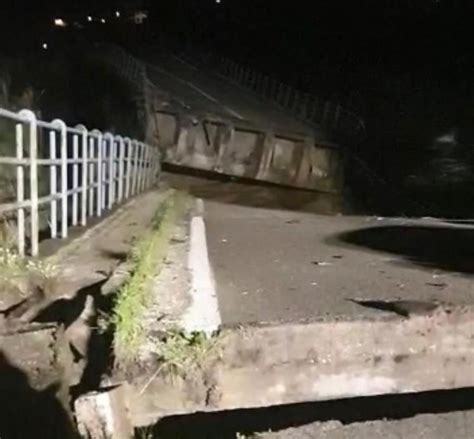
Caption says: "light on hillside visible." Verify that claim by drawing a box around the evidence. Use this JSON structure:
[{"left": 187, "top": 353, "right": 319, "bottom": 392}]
[
  {"left": 42, "top": 42, "right": 48, "bottom": 50},
  {"left": 54, "top": 18, "right": 67, "bottom": 27},
  {"left": 115, "top": 11, "right": 121, "bottom": 18},
  {"left": 87, "top": 16, "right": 93, "bottom": 22}
]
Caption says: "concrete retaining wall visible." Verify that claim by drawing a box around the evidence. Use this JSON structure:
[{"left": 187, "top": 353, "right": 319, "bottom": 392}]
[{"left": 154, "top": 110, "right": 343, "bottom": 194}]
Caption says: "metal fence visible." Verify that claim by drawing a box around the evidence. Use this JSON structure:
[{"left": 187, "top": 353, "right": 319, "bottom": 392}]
[{"left": 0, "top": 107, "right": 160, "bottom": 257}]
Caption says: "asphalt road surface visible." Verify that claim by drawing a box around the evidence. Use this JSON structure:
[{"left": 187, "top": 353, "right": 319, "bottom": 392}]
[{"left": 202, "top": 200, "right": 474, "bottom": 327}]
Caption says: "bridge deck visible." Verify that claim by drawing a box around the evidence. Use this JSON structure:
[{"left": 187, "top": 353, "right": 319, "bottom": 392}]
[
  {"left": 147, "top": 52, "right": 325, "bottom": 138},
  {"left": 129, "top": 176, "right": 474, "bottom": 422}
]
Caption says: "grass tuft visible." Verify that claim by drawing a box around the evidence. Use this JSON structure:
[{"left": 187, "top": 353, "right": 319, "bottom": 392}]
[
  {"left": 152, "top": 329, "right": 216, "bottom": 376},
  {"left": 0, "top": 242, "right": 59, "bottom": 296},
  {"left": 112, "top": 191, "right": 189, "bottom": 364}
]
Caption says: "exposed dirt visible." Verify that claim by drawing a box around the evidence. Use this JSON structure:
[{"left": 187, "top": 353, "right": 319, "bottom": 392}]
[{"left": 0, "top": 188, "right": 172, "bottom": 438}]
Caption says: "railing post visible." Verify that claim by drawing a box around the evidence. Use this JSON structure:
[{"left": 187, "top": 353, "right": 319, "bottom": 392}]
[
  {"left": 88, "top": 136, "right": 95, "bottom": 217},
  {"left": 15, "top": 122, "right": 25, "bottom": 257},
  {"left": 153, "top": 148, "right": 161, "bottom": 186},
  {"left": 92, "top": 130, "right": 103, "bottom": 216},
  {"left": 52, "top": 119, "right": 68, "bottom": 239},
  {"left": 140, "top": 142, "right": 146, "bottom": 192},
  {"left": 125, "top": 138, "right": 132, "bottom": 199},
  {"left": 143, "top": 145, "right": 150, "bottom": 191},
  {"left": 132, "top": 141, "right": 139, "bottom": 196},
  {"left": 102, "top": 138, "right": 107, "bottom": 210},
  {"left": 77, "top": 125, "right": 88, "bottom": 227},
  {"left": 149, "top": 148, "right": 154, "bottom": 188},
  {"left": 19, "top": 110, "right": 39, "bottom": 256},
  {"left": 48, "top": 130, "right": 57, "bottom": 239},
  {"left": 117, "top": 136, "right": 125, "bottom": 203},
  {"left": 142, "top": 144, "right": 148, "bottom": 192},
  {"left": 142, "top": 145, "right": 148, "bottom": 190},
  {"left": 148, "top": 147, "right": 154, "bottom": 189},
  {"left": 104, "top": 133, "right": 115, "bottom": 210},
  {"left": 136, "top": 142, "right": 144, "bottom": 194},
  {"left": 72, "top": 133, "right": 79, "bottom": 226}
]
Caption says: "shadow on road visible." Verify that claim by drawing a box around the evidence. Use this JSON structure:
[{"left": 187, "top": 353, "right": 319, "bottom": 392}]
[
  {"left": 163, "top": 165, "right": 341, "bottom": 215},
  {"left": 335, "top": 224, "right": 474, "bottom": 275},
  {"left": 144, "top": 388, "right": 474, "bottom": 439},
  {"left": 0, "top": 352, "right": 76, "bottom": 439}
]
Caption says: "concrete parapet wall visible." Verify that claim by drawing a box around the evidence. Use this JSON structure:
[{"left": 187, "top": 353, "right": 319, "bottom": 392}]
[{"left": 154, "top": 110, "right": 343, "bottom": 194}]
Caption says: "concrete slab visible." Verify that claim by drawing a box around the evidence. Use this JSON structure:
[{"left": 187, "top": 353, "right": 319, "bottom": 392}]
[
  {"left": 130, "top": 307, "right": 474, "bottom": 425},
  {"left": 125, "top": 181, "right": 474, "bottom": 422},
  {"left": 203, "top": 201, "right": 474, "bottom": 326}
]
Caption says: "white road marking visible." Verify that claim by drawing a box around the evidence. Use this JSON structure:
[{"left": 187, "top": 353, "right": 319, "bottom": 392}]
[
  {"left": 182, "top": 199, "right": 222, "bottom": 334},
  {"left": 172, "top": 55, "right": 199, "bottom": 71},
  {"left": 184, "top": 81, "right": 245, "bottom": 120}
]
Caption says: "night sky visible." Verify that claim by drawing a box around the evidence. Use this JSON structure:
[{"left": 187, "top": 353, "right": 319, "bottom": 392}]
[
  {"left": 3, "top": 0, "right": 474, "bottom": 71},
  {"left": 2, "top": 0, "right": 474, "bottom": 215}
]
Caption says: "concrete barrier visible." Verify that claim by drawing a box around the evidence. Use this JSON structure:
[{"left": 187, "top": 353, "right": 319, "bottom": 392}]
[
  {"left": 129, "top": 307, "right": 474, "bottom": 425},
  {"left": 153, "top": 110, "right": 343, "bottom": 194}
]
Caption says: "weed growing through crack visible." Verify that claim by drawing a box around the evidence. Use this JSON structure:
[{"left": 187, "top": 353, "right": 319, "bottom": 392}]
[
  {"left": 138, "top": 329, "right": 218, "bottom": 396},
  {"left": 153, "top": 329, "right": 216, "bottom": 376},
  {"left": 0, "top": 246, "right": 59, "bottom": 295},
  {"left": 112, "top": 191, "right": 190, "bottom": 364},
  {"left": 0, "top": 247, "right": 22, "bottom": 275},
  {"left": 25, "top": 259, "right": 59, "bottom": 280}
]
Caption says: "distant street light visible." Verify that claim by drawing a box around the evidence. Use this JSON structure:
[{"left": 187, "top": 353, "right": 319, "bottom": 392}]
[
  {"left": 87, "top": 16, "right": 93, "bottom": 22},
  {"left": 134, "top": 11, "right": 148, "bottom": 24},
  {"left": 115, "top": 11, "right": 121, "bottom": 18},
  {"left": 42, "top": 42, "right": 48, "bottom": 50},
  {"left": 54, "top": 18, "right": 67, "bottom": 27},
  {"left": 101, "top": 18, "right": 106, "bottom": 24},
  {"left": 216, "top": 0, "right": 221, "bottom": 3}
]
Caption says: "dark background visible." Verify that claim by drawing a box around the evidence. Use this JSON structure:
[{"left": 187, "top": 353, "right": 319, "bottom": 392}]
[{"left": 2, "top": 0, "right": 474, "bottom": 216}]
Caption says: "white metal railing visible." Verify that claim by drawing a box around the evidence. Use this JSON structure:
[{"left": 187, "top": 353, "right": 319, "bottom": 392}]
[{"left": 0, "top": 107, "right": 160, "bottom": 257}]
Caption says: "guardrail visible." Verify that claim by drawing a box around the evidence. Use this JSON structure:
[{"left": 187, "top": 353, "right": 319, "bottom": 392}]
[
  {"left": 176, "top": 49, "right": 365, "bottom": 142},
  {"left": 0, "top": 108, "right": 160, "bottom": 257}
]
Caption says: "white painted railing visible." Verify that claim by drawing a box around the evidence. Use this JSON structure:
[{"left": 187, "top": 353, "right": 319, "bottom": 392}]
[{"left": 0, "top": 108, "right": 160, "bottom": 257}]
